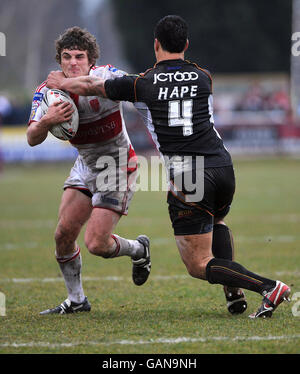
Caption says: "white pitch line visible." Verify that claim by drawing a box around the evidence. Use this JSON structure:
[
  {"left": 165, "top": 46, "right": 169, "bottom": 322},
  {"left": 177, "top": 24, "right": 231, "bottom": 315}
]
[
  {"left": 0, "top": 219, "right": 56, "bottom": 229},
  {"left": 0, "top": 242, "right": 38, "bottom": 251},
  {"left": 0, "top": 275, "right": 190, "bottom": 284},
  {"left": 235, "top": 235, "right": 297, "bottom": 243},
  {"left": 0, "top": 271, "right": 299, "bottom": 284},
  {"left": 1, "top": 334, "right": 300, "bottom": 348},
  {"left": 0, "top": 235, "right": 298, "bottom": 251}
]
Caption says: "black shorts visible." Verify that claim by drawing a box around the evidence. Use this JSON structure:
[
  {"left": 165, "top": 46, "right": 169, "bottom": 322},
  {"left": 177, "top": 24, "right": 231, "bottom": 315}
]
[{"left": 168, "top": 166, "right": 235, "bottom": 235}]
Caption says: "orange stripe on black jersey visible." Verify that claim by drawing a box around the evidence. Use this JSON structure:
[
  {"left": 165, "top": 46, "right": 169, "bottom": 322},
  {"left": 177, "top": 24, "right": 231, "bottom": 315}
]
[
  {"left": 185, "top": 60, "right": 213, "bottom": 91},
  {"left": 134, "top": 75, "right": 142, "bottom": 102},
  {"left": 169, "top": 180, "right": 214, "bottom": 217}
]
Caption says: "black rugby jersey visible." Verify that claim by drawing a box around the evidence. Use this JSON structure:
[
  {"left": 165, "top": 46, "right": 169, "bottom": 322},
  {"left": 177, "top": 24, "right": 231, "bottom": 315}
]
[{"left": 105, "top": 59, "right": 232, "bottom": 168}]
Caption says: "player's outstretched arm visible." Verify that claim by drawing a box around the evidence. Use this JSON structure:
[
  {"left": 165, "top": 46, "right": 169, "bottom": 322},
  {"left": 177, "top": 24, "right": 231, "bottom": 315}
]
[{"left": 46, "top": 71, "right": 107, "bottom": 98}]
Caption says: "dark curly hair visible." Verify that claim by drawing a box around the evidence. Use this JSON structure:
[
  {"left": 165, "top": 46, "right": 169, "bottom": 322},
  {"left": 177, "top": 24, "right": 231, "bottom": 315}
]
[{"left": 55, "top": 26, "right": 100, "bottom": 65}]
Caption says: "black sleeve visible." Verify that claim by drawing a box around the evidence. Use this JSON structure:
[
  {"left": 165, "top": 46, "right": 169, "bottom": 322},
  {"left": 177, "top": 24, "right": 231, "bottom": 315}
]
[{"left": 104, "top": 75, "right": 137, "bottom": 102}]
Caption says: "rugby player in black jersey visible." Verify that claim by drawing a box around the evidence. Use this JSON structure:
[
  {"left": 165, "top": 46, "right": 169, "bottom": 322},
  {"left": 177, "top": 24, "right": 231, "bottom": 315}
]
[{"left": 47, "top": 16, "right": 291, "bottom": 318}]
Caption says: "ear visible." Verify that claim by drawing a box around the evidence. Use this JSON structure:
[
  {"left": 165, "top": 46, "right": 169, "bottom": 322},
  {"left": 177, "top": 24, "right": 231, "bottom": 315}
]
[
  {"left": 154, "top": 38, "right": 160, "bottom": 53},
  {"left": 184, "top": 39, "right": 189, "bottom": 52}
]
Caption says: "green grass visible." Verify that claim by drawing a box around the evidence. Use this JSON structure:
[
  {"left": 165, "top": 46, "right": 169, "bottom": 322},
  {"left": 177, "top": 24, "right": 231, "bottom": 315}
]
[{"left": 0, "top": 157, "right": 299, "bottom": 354}]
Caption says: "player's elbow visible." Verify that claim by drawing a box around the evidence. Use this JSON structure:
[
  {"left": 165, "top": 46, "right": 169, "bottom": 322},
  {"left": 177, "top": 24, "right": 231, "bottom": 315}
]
[
  {"left": 27, "top": 138, "right": 36, "bottom": 147},
  {"left": 26, "top": 129, "right": 41, "bottom": 147},
  {"left": 27, "top": 132, "right": 35, "bottom": 147}
]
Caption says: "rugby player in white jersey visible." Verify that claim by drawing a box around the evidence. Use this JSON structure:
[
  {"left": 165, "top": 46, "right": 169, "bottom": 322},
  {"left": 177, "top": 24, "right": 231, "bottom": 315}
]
[{"left": 27, "top": 27, "right": 151, "bottom": 314}]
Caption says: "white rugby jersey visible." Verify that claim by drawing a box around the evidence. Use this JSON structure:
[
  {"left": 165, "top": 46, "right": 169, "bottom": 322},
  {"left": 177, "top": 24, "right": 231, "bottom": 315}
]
[{"left": 28, "top": 65, "right": 132, "bottom": 154}]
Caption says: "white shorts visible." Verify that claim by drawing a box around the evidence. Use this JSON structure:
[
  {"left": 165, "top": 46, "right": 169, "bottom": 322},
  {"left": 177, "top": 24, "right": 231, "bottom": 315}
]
[{"left": 64, "top": 137, "right": 137, "bottom": 215}]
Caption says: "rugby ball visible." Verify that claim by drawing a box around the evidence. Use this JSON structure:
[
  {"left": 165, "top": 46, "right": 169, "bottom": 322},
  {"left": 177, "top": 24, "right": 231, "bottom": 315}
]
[{"left": 41, "top": 89, "right": 79, "bottom": 141}]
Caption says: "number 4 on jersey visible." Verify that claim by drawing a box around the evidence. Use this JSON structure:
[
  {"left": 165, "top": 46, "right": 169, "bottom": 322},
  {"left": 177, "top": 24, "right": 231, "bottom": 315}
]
[{"left": 168, "top": 99, "right": 193, "bottom": 136}]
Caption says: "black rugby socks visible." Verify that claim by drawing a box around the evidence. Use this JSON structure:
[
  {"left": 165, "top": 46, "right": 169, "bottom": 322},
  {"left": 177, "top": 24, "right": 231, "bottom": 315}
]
[
  {"left": 206, "top": 258, "right": 276, "bottom": 295},
  {"left": 212, "top": 224, "right": 234, "bottom": 260}
]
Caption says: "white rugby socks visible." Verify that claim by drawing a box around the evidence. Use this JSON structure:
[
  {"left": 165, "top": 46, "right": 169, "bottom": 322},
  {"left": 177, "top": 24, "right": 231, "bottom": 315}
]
[
  {"left": 55, "top": 238, "right": 144, "bottom": 302},
  {"left": 56, "top": 246, "right": 86, "bottom": 304},
  {"left": 110, "top": 234, "right": 144, "bottom": 260}
]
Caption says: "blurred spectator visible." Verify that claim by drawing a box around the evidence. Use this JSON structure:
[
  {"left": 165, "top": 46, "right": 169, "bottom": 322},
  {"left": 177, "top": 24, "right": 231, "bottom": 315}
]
[
  {"left": 268, "top": 89, "right": 290, "bottom": 111},
  {"left": 0, "top": 94, "right": 12, "bottom": 124},
  {"left": 0, "top": 95, "right": 11, "bottom": 174},
  {"left": 237, "top": 83, "right": 264, "bottom": 111},
  {"left": 236, "top": 83, "right": 290, "bottom": 112}
]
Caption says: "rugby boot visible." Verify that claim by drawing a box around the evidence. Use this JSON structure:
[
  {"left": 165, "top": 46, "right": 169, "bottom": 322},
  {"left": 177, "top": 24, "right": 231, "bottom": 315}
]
[
  {"left": 132, "top": 235, "right": 151, "bottom": 286},
  {"left": 249, "top": 280, "right": 291, "bottom": 319},
  {"left": 39, "top": 297, "right": 91, "bottom": 315},
  {"left": 224, "top": 286, "right": 247, "bottom": 314}
]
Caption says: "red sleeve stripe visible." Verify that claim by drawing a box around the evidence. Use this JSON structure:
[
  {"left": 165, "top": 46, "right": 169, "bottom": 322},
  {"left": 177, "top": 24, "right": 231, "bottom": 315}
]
[
  {"left": 35, "top": 81, "right": 47, "bottom": 93},
  {"left": 91, "top": 64, "right": 113, "bottom": 71},
  {"left": 27, "top": 119, "right": 37, "bottom": 127}
]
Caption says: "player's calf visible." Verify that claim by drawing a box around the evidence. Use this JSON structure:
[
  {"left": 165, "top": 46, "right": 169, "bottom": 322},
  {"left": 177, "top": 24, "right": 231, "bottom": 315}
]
[
  {"left": 55, "top": 222, "right": 82, "bottom": 257},
  {"left": 85, "top": 233, "right": 114, "bottom": 257}
]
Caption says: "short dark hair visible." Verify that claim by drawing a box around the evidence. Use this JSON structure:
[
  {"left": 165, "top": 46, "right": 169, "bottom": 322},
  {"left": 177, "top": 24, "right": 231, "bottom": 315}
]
[
  {"left": 55, "top": 26, "right": 100, "bottom": 65},
  {"left": 154, "top": 15, "right": 188, "bottom": 53}
]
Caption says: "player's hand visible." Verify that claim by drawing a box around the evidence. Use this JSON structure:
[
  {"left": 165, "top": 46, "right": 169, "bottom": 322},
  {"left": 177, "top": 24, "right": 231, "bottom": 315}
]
[
  {"left": 46, "top": 71, "right": 66, "bottom": 90},
  {"left": 44, "top": 101, "right": 74, "bottom": 126}
]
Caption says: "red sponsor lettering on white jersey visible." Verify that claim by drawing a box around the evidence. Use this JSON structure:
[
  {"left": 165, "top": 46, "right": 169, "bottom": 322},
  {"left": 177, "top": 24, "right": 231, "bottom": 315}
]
[{"left": 28, "top": 65, "right": 128, "bottom": 145}]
